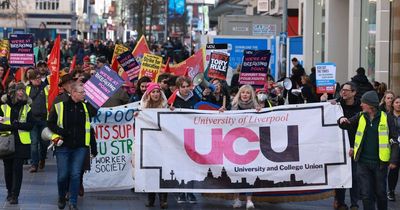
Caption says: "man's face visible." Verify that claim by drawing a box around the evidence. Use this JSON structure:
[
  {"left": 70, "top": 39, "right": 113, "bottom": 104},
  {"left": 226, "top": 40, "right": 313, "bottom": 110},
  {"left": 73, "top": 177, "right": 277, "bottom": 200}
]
[
  {"left": 159, "top": 79, "right": 169, "bottom": 90},
  {"left": 71, "top": 86, "right": 86, "bottom": 102},
  {"left": 30, "top": 77, "right": 42, "bottom": 87},
  {"left": 37, "top": 65, "right": 48, "bottom": 75},
  {"left": 292, "top": 60, "right": 298, "bottom": 66},
  {"left": 340, "top": 84, "right": 356, "bottom": 100},
  {"left": 361, "top": 102, "right": 374, "bottom": 113},
  {"left": 97, "top": 62, "right": 104, "bottom": 69}
]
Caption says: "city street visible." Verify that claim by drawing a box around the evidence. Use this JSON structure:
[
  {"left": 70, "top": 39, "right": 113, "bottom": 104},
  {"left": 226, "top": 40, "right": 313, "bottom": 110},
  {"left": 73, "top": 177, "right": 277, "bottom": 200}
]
[{"left": 0, "top": 156, "right": 398, "bottom": 210}]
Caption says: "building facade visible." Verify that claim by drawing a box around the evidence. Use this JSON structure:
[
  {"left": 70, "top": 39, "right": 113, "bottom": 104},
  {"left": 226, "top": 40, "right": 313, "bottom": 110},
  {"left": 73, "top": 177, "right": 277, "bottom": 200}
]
[
  {"left": 300, "top": 0, "right": 399, "bottom": 93},
  {"left": 0, "top": 0, "right": 76, "bottom": 40}
]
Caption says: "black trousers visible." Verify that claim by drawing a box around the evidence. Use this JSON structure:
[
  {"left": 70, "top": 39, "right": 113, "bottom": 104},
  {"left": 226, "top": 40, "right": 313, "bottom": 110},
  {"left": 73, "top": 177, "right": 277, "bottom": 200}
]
[
  {"left": 3, "top": 158, "right": 24, "bottom": 197},
  {"left": 388, "top": 166, "right": 399, "bottom": 192}
]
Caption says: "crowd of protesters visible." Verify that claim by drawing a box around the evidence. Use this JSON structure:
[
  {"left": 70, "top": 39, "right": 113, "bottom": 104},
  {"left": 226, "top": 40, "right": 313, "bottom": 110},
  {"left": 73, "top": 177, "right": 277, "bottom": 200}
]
[{"left": 0, "top": 35, "right": 398, "bottom": 210}]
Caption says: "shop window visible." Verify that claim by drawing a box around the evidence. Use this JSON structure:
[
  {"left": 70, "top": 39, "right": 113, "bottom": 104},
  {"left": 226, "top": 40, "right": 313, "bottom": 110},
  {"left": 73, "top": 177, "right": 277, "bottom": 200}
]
[{"left": 360, "top": 0, "right": 376, "bottom": 80}]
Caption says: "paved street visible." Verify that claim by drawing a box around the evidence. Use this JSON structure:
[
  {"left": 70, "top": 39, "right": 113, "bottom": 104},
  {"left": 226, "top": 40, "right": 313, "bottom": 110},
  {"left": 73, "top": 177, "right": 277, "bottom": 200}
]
[{"left": 0, "top": 156, "right": 398, "bottom": 210}]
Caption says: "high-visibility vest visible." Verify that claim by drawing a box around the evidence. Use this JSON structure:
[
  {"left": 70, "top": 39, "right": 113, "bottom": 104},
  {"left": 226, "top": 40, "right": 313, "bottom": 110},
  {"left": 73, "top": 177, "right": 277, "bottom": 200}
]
[
  {"left": 354, "top": 111, "right": 390, "bottom": 162},
  {"left": 0, "top": 104, "right": 31, "bottom": 144},
  {"left": 26, "top": 85, "right": 49, "bottom": 112},
  {"left": 54, "top": 101, "right": 91, "bottom": 146}
]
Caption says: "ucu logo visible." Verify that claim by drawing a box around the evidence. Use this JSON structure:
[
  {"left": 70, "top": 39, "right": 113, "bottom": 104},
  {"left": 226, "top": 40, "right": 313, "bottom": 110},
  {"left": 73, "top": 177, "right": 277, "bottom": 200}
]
[{"left": 184, "top": 126, "right": 299, "bottom": 165}]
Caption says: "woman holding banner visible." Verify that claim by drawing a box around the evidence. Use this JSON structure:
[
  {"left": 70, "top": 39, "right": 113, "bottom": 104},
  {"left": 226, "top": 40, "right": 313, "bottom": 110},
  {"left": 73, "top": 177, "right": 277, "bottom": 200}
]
[
  {"left": 231, "top": 85, "right": 260, "bottom": 209},
  {"left": 139, "top": 82, "right": 169, "bottom": 209}
]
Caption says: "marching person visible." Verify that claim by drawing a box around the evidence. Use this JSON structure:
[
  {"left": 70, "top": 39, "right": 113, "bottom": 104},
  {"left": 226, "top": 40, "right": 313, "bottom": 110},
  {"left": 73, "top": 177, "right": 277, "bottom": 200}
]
[
  {"left": 331, "top": 82, "right": 361, "bottom": 210},
  {"left": 170, "top": 76, "right": 198, "bottom": 204},
  {"left": 387, "top": 96, "right": 400, "bottom": 201},
  {"left": 0, "top": 82, "right": 33, "bottom": 204},
  {"left": 231, "top": 85, "right": 261, "bottom": 209},
  {"left": 26, "top": 71, "right": 49, "bottom": 172},
  {"left": 338, "top": 91, "right": 399, "bottom": 210},
  {"left": 139, "top": 82, "right": 169, "bottom": 209},
  {"left": 48, "top": 83, "right": 97, "bottom": 210}
]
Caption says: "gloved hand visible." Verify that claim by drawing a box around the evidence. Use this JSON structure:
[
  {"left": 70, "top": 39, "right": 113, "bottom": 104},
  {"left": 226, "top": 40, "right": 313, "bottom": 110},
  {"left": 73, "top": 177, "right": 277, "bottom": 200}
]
[{"left": 52, "top": 137, "right": 64, "bottom": 147}]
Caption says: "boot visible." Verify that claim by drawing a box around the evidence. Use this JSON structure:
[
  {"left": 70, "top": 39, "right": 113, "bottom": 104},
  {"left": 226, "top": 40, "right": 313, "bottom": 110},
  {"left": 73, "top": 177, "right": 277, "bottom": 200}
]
[
  {"left": 9, "top": 196, "right": 18, "bottom": 204},
  {"left": 78, "top": 183, "right": 84, "bottom": 196},
  {"left": 160, "top": 193, "right": 168, "bottom": 209},
  {"left": 145, "top": 193, "right": 156, "bottom": 207}
]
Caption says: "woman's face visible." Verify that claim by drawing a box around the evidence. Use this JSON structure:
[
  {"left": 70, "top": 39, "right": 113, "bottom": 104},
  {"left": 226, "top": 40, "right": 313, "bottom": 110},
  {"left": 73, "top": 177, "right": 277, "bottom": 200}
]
[
  {"left": 240, "top": 89, "right": 251, "bottom": 102},
  {"left": 385, "top": 93, "right": 394, "bottom": 105},
  {"left": 140, "top": 82, "right": 148, "bottom": 93},
  {"left": 16, "top": 89, "right": 25, "bottom": 101},
  {"left": 179, "top": 81, "right": 190, "bottom": 97},
  {"left": 150, "top": 89, "right": 161, "bottom": 102},
  {"left": 301, "top": 77, "right": 306, "bottom": 85},
  {"left": 213, "top": 80, "right": 221, "bottom": 93},
  {"left": 393, "top": 98, "right": 400, "bottom": 112}
]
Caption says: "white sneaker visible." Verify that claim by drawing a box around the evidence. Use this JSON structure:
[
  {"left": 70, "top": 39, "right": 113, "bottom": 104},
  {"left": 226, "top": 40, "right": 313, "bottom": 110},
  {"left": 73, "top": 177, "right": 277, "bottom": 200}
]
[
  {"left": 232, "top": 198, "right": 242, "bottom": 208},
  {"left": 246, "top": 200, "right": 255, "bottom": 209}
]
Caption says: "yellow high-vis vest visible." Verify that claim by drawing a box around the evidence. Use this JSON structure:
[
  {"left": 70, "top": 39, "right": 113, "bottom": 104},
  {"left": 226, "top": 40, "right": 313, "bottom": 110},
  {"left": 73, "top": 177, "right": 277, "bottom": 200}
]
[
  {"left": 0, "top": 104, "right": 31, "bottom": 144},
  {"left": 354, "top": 111, "right": 390, "bottom": 162},
  {"left": 54, "top": 102, "right": 91, "bottom": 146}
]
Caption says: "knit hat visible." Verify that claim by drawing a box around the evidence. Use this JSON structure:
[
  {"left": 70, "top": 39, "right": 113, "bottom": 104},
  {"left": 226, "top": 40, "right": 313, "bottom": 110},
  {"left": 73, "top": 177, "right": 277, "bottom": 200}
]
[
  {"left": 361, "top": 91, "right": 379, "bottom": 107},
  {"left": 145, "top": 83, "right": 161, "bottom": 95}
]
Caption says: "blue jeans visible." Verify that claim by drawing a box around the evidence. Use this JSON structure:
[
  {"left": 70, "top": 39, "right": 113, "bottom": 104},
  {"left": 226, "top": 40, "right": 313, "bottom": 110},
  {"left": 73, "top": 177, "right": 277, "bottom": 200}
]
[
  {"left": 55, "top": 147, "right": 88, "bottom": 205},
  {"left": 357, "top": 161, "right": 388, "bottom": 210},
  {"left": 30, "top": 120, "right": 48, "bottom": 166}
]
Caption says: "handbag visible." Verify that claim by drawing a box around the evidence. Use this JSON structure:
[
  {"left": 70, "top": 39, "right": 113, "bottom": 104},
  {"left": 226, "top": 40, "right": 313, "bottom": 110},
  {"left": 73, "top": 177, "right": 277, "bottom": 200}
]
[{"left": 0, "top": 134, "right": 15, "bottom": 157}]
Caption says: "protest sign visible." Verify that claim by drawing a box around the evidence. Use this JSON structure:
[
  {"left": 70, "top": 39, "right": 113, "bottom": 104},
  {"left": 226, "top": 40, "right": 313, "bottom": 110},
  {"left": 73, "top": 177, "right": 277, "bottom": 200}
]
[
  {"left": 239, "top": 50, "right": 271, "bottom": 86},
  {"left": 84, "top": 65, "right": 124, "bottom": 108},
  {"left": 111, "top": 44, "right": 130, "bottom": 71},
  {"left": 206, "top": 52, "right": 229, "bottom": 80},
  {"left": 139, "top": 53, "right": 162, "bottom": 82},
  {"left": 135, "top": 103, "right": 351, "bottom": 193},
  {"left": 84, "top": 103, "right": 139, "bottom": 192},
  {"left": 9, "top": 34, "right": 34, "bottom": 67},
  {"left": 205, "top": 43, "right": 228, "bottom": 67},
  {"left": 0, "top": 39, "right": 9, "bottom": 58},
  {"left": 117, "top": 51, "right": 140, "bottom": 81},
  {"left": 316, "top": 63, "right": 336, "bottom": 94}
]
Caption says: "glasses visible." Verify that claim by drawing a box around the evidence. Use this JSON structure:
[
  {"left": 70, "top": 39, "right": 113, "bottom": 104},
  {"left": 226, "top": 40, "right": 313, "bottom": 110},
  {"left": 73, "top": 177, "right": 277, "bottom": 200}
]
[{"left": 75, "top": 91, "right": 85, "bottom": 94}]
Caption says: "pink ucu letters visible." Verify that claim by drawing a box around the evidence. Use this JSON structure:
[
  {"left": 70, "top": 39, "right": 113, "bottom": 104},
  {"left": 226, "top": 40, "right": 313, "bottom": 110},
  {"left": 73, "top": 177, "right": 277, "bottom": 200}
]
[{"left": 184, "top": 126, "right": 299, "bottom": 165}]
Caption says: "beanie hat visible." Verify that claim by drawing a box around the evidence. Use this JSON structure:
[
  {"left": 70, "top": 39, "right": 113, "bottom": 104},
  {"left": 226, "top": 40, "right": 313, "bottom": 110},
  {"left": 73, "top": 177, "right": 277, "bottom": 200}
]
[
  {"left": 145, "top": 83, "right": 161, "bottom": 95},
  {"left": 361, "top": 91, "right": 379, "bottom": 107}
]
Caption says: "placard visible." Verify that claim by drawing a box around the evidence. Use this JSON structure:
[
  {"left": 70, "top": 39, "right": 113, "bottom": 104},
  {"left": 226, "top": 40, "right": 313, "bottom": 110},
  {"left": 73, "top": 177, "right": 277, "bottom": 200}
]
[
  {"left": 9, "top": 34, "right": 34, "bottom": 67},
  {"left": 84, "top": 65, "right": 124, "bottom": 108}
]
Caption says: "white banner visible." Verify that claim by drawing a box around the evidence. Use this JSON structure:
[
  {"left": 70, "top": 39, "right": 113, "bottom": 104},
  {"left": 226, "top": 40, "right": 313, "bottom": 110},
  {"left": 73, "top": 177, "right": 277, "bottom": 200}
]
[
  {"left": 83, "top": 103, "right": 139, "bottom": 192},
  {"left": 135, "top": 103, "right": 352, "bottom": 193}
]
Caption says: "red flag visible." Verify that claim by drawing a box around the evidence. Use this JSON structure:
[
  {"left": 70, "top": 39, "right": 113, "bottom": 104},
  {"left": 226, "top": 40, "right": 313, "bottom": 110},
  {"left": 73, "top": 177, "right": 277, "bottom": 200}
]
[
  {"left": 163, "top": 57, "right": 171, "bottom": 73},
  {"left": 167, "top": 89, "right": 178, "bottom": 106},
  {"left": 132, "top": 35, "right": 151, "bottom": 63},
  {"left": 2, "top": 68, "right": 10, "bottom": 88},
  {"left": 69, "top": 55, "right": 76, "bottom": 73},
  {"left": 168, "top": 49, "right": 204, "bottom": 78},
  {"left": 47, "top": 35, "right": 61, "bottom": 111},
  {"left": 14, "top": 68, "right": 25, "bottom": 82}
]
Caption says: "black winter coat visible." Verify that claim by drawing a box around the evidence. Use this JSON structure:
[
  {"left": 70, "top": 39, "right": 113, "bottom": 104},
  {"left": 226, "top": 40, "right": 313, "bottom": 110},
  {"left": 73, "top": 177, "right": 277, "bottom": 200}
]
[
  {"left": 48, "top": 97, "right": 97, "bottom": 149},
  {"left": 0, "top": 96, "right": 33, "bottom": 159},
  {"left": 351, "top": 74, "right": 374, "bottom": 99}
]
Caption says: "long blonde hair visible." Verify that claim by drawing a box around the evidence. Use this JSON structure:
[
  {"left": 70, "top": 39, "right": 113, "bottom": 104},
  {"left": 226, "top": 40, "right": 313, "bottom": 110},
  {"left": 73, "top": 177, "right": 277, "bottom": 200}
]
[
  {"left": 231, "top": 85, "right": 259, "bottom": 110},
  {"left": 140, "top": 89, "right": 168, "bottom": 109}
]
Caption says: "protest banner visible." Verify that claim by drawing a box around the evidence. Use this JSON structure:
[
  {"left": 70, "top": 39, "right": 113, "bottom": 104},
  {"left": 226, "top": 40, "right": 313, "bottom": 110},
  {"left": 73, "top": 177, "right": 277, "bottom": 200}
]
[
  {"left": 239, "top": 50, "right": 271, "bottom": 86},
  {"left": 0, "top": 39, "right": 9, "bottom": 58},
  {"left": 84, "top": 103, "right": 139, "bottom": 192},
  {"left": 111, "top": 44, "right": 130, "bottom": 71},
  {"left": 117, "top": 51, "right": 140, "bottom": 81},
  {"left": 316, "top": 63, "right": 336, "bottom": 94},
  {"left": 206, "top": 52, "right": 229, "bottom": 80},
  {"left": 9, "top": 34, "right": 34, "bottom": 67},
  {"left": 168, "top": 49, "right": 204, "bottom": 77},
  {"left": 84, "top": 65, "right": 124, "bottom": 108},
  {"left": 135, "top": 103, "right": 351, "bottom": 193},
  {"left": 139, "top": 53, "right": 162, "bottom": 82}
]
